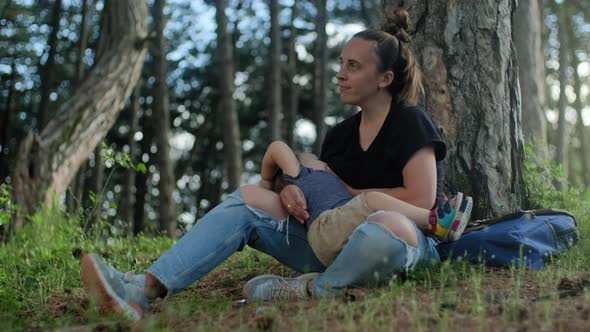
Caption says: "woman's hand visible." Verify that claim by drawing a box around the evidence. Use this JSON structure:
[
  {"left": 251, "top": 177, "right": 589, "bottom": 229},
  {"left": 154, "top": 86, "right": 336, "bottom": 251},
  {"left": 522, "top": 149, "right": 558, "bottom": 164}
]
[{"left": 279, "top": 185, "right": 309, "bottom": 224}]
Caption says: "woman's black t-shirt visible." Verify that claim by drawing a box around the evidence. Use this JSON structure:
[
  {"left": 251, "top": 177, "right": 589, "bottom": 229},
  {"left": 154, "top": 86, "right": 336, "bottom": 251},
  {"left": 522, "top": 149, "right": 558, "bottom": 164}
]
[{"left": 320, "top": 103, "right": 446, "bottom": 205}]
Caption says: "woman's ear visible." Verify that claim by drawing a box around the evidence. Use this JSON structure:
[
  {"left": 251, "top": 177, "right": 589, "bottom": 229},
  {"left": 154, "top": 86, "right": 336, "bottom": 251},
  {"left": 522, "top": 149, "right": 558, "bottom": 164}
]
[{"left": 379, "top": 70, "right": 394, "bottom": 88}]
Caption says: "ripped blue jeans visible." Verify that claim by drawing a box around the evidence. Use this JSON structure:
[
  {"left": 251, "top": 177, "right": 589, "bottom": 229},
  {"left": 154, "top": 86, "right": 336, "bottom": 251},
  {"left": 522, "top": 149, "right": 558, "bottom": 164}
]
[{"left": 146, "top": 189, "right": 440, "bottom": 297}]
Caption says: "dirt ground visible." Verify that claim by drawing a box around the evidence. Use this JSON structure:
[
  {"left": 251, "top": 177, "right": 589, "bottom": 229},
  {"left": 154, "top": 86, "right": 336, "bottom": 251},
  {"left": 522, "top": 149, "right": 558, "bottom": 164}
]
[{"left": 43, "top": 264, "right": 590, "bottom": 332}]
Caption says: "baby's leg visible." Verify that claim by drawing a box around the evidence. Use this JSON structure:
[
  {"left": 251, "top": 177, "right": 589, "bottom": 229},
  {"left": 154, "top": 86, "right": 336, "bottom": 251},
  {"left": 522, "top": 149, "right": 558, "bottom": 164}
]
[
  {"left": 363, "top": 191, "right": 431, "bottom": 230},
  {"left": 240, "top": 185, "right": 288, "bottom": 220}
]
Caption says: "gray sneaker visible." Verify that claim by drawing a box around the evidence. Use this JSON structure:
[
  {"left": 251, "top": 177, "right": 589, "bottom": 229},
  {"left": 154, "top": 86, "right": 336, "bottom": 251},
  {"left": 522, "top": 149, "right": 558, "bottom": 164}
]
[
  {"left": 80, "top": 253, "right": 149, "bottom": 320},
  {"left": 243, "top": 274, "right": 314, "bottom": 302}
]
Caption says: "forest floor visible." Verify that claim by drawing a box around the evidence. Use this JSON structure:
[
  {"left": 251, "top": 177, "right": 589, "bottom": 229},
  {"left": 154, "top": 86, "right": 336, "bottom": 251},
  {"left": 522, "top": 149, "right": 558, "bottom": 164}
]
[
  {"left": 1, "top": 197, "right": 588, "bottom": 331},
  {"left": 32, "top": 250, "right": 590, "bottom": 332}
]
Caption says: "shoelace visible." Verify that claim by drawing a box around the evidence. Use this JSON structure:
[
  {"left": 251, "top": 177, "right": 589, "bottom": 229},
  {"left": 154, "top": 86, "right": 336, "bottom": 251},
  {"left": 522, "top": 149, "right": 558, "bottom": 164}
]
[{"left": 269, "top": 277, "right": 306, "bottom": 300}]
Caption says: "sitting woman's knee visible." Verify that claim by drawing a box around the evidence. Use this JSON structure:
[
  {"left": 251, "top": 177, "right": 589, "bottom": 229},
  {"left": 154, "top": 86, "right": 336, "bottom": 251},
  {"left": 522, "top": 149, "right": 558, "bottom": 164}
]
[{"left": 367, "top": 211, "right": 418, "bottom": 247}]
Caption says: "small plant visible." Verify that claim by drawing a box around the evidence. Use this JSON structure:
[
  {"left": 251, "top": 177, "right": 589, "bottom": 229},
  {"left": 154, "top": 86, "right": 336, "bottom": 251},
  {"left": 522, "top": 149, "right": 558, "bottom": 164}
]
[{"left": 81, "top": 142, "right": 147, "bottom": 230}]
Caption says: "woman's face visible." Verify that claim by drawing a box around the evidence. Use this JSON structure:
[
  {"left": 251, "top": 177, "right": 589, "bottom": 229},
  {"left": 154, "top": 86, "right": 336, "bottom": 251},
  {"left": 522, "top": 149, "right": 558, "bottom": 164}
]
[{"left": 336, "top": 37, "right": 391, "bottom": 106}]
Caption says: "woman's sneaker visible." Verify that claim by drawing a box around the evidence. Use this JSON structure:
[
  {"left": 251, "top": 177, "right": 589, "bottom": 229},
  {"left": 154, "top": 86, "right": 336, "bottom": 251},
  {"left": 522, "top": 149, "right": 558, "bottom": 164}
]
[
  {"left": 447, "top": 195, "right": 473, "bottom": 241},
  {"left": 80, "top": 253, "right": 149, "bottom": 320},
  {"left": 429, "top": 193, "right": 473, "bottom": 242},
  {"left": 243, "top": 273, "right": 315, "bottom": 302}
]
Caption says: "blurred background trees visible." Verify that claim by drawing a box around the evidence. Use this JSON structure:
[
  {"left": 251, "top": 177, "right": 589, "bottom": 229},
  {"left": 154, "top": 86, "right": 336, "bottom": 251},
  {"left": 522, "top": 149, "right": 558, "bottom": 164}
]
[{"left": 0, "top": 0, "right": 588, "bottom": 236}]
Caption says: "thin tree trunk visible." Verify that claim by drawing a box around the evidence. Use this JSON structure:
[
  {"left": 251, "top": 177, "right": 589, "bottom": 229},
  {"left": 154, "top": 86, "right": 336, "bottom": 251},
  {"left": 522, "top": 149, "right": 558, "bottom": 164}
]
[
  {"left": 513, "top": 0, "right": 547, "bottom": 157},
  {"left": 123, "top": 80, "right": 140, "bottom": 234},
  {"left": 384, "top": 0, "right": 526, "bottom": 218},
  {"left": 555, "top": 6, "right": 570, "bottom": 190},
  {"left": 67, "top": 0, "right": 90, "bottom": 212},
  {"left": 360, "top": 0, "right": 379, "bottom": 29},
  {"left": 133, "top": 164, "right": 148, "bottom": 236},
  {"left": 284, "top": 2, "right": 299, "bottom": 147},
  {"left": 12, "top": 0, "right": 148, "bottom": 231},
  {"left": 37, "top": 0, "right": 62, "bottom": 131},
  {"left": 133, "top": 116, "right": 150, "bottom": 236},
  {"left": 570, "top": 39, "right": 589, "bottom": 188},
  {"left": 269, "top": 0, "right": 282, "bottom": 141},
  {"left": 152, "top": 0, "right": 176, "bottom": 237},
  {"left": 215, "top": 0, "right": 242, "bottom": 191},
  {"left": 0, "top": 59, "right": 16, "bottom": 181},
  {"left": 90, "top": 146, "right": 104, "bottom": 226},
  {"left": 313, "top": 0, "right": 328, "bottom": 155}
]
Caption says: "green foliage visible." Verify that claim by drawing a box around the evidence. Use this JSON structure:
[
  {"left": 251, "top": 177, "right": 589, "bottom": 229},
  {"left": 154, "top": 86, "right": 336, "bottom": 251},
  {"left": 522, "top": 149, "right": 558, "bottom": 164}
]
[
  {"left": 0, "top": 184, "right": 16, "bottom": 228},
  {"left": 524, "top": 144, "right": 589, "bottom": 212},
  {"left": 101, "top": 142, "right": 146, "bottom": 174}
]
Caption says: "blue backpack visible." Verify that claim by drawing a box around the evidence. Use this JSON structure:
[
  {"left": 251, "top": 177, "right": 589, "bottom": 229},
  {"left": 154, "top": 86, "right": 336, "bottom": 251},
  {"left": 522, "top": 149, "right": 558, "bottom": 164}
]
[{"left": 436, "top": 209, "right": 579, "bottom": 269}]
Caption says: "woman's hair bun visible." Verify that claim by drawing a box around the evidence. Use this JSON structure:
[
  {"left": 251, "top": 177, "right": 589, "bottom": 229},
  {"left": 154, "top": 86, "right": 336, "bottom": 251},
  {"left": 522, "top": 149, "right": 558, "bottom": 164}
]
[{"left": 380, "top": 8, "right": 411, "bottom": 43}]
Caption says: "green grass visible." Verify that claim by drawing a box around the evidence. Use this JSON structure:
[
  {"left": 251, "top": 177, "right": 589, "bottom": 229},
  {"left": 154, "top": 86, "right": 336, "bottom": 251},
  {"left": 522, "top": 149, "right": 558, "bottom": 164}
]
[{"left": 1, "top": 203, "right": 587, "bottom": 331}]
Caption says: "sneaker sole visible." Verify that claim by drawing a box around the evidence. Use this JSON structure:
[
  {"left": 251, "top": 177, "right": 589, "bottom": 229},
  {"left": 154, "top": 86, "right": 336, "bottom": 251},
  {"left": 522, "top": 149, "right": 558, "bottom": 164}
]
[
  {"left": 448, "top": 196, "right": 473, "bottom": 241},
  {"left": 80, "top": 254, "right": 143, "bottom": 320}
]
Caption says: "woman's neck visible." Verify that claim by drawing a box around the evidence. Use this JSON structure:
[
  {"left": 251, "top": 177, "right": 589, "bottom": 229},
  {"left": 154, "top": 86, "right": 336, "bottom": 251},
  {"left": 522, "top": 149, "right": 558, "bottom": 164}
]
[{"left": 360, "top": 93, "right": 393, "bottom": 125}]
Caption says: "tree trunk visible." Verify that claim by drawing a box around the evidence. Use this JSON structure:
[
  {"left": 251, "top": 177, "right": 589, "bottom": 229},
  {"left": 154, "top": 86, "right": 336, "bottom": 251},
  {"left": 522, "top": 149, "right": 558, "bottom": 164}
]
[
  {"left": 554, "top": 6, "right": 570, "bottom": 190},
  {"left": 133, "top": 164, "right": 148, "bottom": 236},
  {"left": 90, "top": 146, "right": 104, "bottom": 226},
  {"left": 12, "top": 0, "right": 148, "bottom": 231},
  {"left": 313, "top": 0, "right": 328, "bottom": 155},
  {"left": 123, "top": 80, "right": 140, "bottom": 234},
  {"left": 37, "top": 0, "right": 62, "bottom": 131},
  {"left": 133, "top": 117, "right": 150, "bottom": 236},
  {"left": 66, "top": 0, "right": 90, "bottom": 212},
  {"left": 215, "top": 0, "right": 242, "bottom": 191},
  {"left": 570, "top": 36, "right": 589, "bottom": 188},
  {"left": 269, "top": 0, "right": 282, "bottom": 141},
  {"left": 284, "top": 2, "right": 299, "bottom": 147},
  {"left": 360, "top": 0, "right": 380, "bottom": 29},
  {"left": 152, "top": 0, "right": 177, "bottom": 237},
  {"left": 513, "top": 0, "right": 547, "bottom": 157},
  {"left": 383, "top": 0, "right": 526, "bottom": 218},
  {"left": 0, "top": 59, "right": 16, "bottom": 181}
]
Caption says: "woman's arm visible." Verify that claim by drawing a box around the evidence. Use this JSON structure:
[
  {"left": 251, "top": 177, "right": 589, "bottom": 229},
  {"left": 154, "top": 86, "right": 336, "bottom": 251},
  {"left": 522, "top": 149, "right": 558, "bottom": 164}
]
[
  {"left": 261, "top": 141, "right": 301, "bottom": 189},
  {"left": 339, "top": 146, "right": 437, "bottom": 209}
]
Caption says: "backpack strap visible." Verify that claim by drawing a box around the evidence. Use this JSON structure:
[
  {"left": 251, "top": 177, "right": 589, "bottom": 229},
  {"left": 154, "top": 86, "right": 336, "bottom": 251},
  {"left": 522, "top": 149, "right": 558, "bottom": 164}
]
[{"left": 463, "top": 208, "right": 576, "bottom": 234}]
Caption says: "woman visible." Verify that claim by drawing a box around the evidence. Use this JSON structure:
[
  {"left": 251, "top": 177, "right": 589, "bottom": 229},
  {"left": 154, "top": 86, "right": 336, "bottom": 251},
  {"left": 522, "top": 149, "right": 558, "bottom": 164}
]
[{"left": 80, "top": 8, "right": 445, "bottom": 319}]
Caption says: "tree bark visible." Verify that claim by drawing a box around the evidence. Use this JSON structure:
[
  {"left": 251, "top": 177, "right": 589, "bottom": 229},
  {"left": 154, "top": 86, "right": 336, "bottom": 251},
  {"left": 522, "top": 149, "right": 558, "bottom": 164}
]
[
  {"left": 215, "top": 0, "right": 242, "bottom": 191},
  {"left": 383, "top": 0, "right": 526, "bottom": 218},
  {"left": 66, "top": 0, "right": 90, "bottom": 212},
  {"left": 513, "top": 0, "right": 547, "bottom": 157},
  {"left": 313, "top": 0, "right": 328, "bottom": 155},
  {"left": 152, "top": 0, "right": 177, "bottom": 237},
  {"left": 37, "top": 0, "right": 62, "bottom": 131},
  {"left": 12, "top": 0, "right": 148, "bottom": 231},
  {"left": 284, "top": 2, "right": 299, "bottom": 147},
  {"left": 269, "top": 0, "right": 282, "bottom": 141},
  {"left": 554, "top": 5, "right": 569, "bottom": 189}
]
